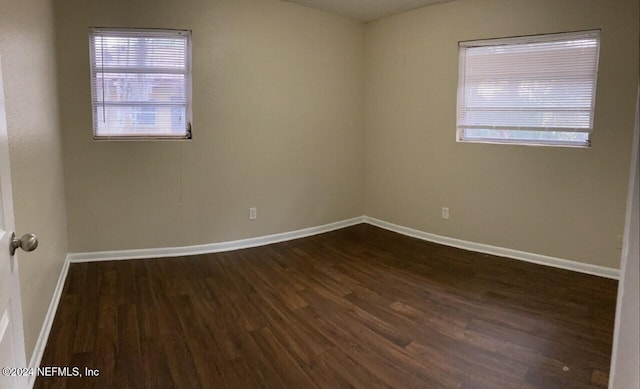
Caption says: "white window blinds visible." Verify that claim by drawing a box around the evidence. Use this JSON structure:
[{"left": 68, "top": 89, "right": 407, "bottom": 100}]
[
  {"left": 89, "top": 28, "right": 192, "bottom": 139},
  {"left": 457, "top": 30, "right": 600, "bottom": 147}
]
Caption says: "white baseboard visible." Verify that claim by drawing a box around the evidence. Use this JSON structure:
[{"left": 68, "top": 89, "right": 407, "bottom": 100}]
[
  {"left": 28, "top": 255, "right": 70, "bottom": 388},
  {"left": 67, "top": 216, "right": 366, "bottom": 263},
  {"left": 364, "top": 216, "right": 620, "bottom": 280},
  {"left": 67, "top": 214, "right": 620, "bottom": 277}
]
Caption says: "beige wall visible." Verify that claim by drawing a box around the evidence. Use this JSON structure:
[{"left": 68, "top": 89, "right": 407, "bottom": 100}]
[
  {"left": 54, "top": 0, "right": 638, "bottom": 267},
  {"left": 55, "top": 0, "right": 365, "bottom": 252},
  {"left": 0, "top": 0, "right": 69, "bottom": 361},
  {"left": 364, "top": 0, "right": 639, "bottom": 268}
]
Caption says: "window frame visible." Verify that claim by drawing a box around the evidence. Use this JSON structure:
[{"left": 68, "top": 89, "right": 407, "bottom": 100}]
[
  {"left": 88, "top": 27, "right": 193, "bottom": 141},
  {"left": 456, "top": 30, "right": 601, "bottom": 148}
]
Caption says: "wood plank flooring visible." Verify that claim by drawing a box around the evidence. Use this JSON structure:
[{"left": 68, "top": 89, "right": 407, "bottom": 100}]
[{"left": 35, "top": 224, "right": 618, "bottom": 388}]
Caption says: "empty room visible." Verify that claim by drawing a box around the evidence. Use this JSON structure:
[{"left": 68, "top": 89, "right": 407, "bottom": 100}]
[{"left": 0, "top": 0, "right": 638, "bottom": 387}]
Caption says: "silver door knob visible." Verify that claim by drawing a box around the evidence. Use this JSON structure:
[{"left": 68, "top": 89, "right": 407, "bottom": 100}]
[{"left": 10, "top": 232, "right": 38, "bottom": 255}]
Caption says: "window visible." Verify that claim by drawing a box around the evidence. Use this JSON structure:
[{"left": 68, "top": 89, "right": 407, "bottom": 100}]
[
  {"left": 89, "top": 28, "right": 192, "bottom": 140},
  {"left": 456, "top": 30, "right": 600, "bottom": 147}
]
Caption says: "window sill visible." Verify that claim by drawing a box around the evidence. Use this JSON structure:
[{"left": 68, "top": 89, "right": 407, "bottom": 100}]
[
  {"left": 93, "top": 135, "right": 192, "bottom": 141},
  {"left": 456, "top": 138, "right": 591, "bottom": 148}
]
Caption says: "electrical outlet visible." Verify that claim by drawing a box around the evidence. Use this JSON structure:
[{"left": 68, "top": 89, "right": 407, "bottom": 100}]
[
  {"left": 441, "top": 207, "right": 449, "bottom": 220},
  {"left": 249, "top": 207, "right": 257, "bottom": 220}
]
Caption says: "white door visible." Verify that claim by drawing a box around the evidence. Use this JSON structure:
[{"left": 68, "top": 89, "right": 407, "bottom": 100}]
[{"left": 0, "top": 50, "right": 28, "bottom": 389}]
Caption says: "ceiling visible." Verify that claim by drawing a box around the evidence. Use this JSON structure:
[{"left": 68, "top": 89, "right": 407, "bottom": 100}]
[{"left": 281, "top": 0, "right": 453, "bottom": 23}]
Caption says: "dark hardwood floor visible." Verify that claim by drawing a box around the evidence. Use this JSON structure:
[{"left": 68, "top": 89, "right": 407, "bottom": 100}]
[{"left": 36, "top": 224, "right": 618, "bottom": 388}]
